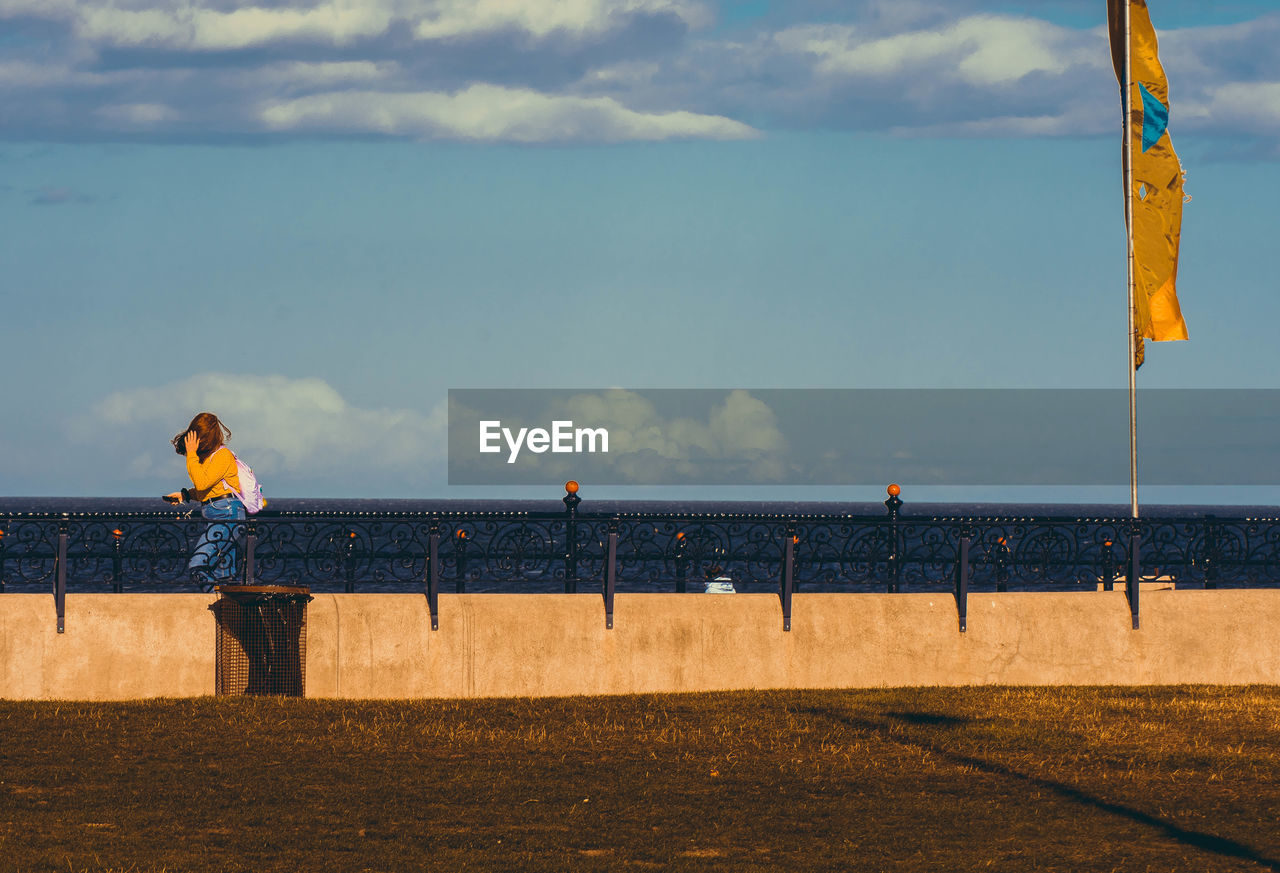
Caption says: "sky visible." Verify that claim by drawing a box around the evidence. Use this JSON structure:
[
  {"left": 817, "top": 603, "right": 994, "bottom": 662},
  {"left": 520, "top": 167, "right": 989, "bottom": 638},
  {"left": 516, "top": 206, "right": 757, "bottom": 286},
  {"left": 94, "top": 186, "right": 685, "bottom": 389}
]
[{"left": 2, "top": 0, "right": 1279, "bottom": 503}]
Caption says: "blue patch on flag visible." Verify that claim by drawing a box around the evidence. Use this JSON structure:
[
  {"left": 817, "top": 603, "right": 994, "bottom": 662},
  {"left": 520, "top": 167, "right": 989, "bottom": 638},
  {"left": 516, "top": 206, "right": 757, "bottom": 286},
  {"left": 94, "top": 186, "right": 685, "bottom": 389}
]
[{"left": 1139, "top": 83, "right": 1169, "bottom": 152}]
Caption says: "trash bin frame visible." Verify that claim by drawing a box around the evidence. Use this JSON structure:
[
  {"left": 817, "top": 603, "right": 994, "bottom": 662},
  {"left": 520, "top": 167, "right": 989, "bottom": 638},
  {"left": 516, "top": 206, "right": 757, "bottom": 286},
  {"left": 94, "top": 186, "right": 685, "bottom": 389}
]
[{"left": 210, "top": 585, "right": 313, "bottom": 697}]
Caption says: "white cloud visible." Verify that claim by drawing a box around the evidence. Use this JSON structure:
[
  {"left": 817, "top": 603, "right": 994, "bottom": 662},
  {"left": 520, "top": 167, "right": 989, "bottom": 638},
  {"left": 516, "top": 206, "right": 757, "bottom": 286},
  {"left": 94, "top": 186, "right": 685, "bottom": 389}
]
[
  {"left": 0, "top": 61, "right": 142, "bottom": 89},
  {"left": 892, "top": 101, "right": 1109, "bottom": 138},
  {"left": 579, "top": 60, "right": 662, "bottom": 87},
  {"left": 0, "top": 0, "right": 77, "bottom": 16},
  {"left": 6, "top": 0, "right": 707, "bottom": 50},
  {"left": 538, "top": 389, "right": 789, "bottom": 483},
  {"left": 95, "top": 101, "right": 178, "bottom": 125},
  {"left": 0, "top": 61, "right": 71, "bottom": 88},
  {"left": 1203, "top": 81, "right": 1280, "bottom": 130},
  {"left": 411, "top": 0, "right": 709, "bottom": 41},
  {"left": 451, "top": 389, "right": 790, "bottom": 485},
  {"left": 1, "top": 0, "right": 1278, "bottom": 150},
  {"left": 259, "top": 83, "right": 758, "bottom": 142},
  {"left": 85, "top": 373, "right": 446, "bottom": 486},
  {"left": 73, "top": 2, "right": 394, "bottom": 50},
  {"left": 776, "top": 15, "right": 1102, "bottom": 87},
  {"left": 238, "top": 60, "right": 399, "bottom": 89}
]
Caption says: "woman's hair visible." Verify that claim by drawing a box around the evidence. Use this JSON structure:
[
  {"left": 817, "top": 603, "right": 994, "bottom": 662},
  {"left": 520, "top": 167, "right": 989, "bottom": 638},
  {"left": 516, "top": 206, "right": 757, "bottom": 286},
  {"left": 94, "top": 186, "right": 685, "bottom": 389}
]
[{"left": 172, "top": 412, "right": 231, "bottom": 462}]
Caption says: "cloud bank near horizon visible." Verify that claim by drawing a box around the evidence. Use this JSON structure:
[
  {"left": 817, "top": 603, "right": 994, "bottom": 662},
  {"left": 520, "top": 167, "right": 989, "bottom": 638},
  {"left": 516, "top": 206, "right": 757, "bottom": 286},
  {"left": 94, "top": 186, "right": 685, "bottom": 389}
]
[
  {"left": 1, "top": 1, "right": 1277, "bottom": 150},
  {"left": 74, "top": 373, "right": 447, "bottom": 493}
]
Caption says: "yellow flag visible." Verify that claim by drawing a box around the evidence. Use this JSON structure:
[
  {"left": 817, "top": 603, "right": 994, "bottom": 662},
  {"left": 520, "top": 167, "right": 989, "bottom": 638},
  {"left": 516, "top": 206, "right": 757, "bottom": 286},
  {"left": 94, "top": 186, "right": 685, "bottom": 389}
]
[{"left": 1107, "top": 0, "right": 1189, "bottom": 369}]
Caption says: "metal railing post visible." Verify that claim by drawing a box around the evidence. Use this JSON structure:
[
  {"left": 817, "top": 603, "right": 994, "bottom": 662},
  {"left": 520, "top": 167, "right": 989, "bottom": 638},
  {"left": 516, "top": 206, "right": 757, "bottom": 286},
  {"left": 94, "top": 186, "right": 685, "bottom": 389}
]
[
  {"left": 604, "top": 516, "right": 618, "bottom": 629},
  {"left": 1203, "top": 515, "right": 1219, "bottom": 589},
  {"left": 0, "top": 525, "right": 6, "bottom": 593},
  {"left": 674, "top": 532, "right": 688, "bottom": 593},
  {"left": 344, "top": 531, "right": 357, "bottom": 593},
  {"left": 55, "top": 514, "right": 68, "bottom": 633},
  {"left": 1101, "top": 540, "right": 1116, "bottom": 591},
  {"left": 995, "top": 537, "right": 1010, "bottom": 593},
  {"left": 455, "top": 530, "right": 468, "bottom": 593},
  {"left": 244, "top": 520, "right": 257, "bottom": 585},
  {"left": 426, "top": 520, "right": 440, "bottom": 631},
  {"left": 780, "top": 521, "right": 795, "bottom": 632},
  {"left": 111, "top": 528, "right": 124, "bottom": 593},
  {"left": 791, "top": 530, "right": 802, "bottom": 594},
  {"left": 563, "top": 480, "right": 580, "bottom": 594},
  {"left": 885, "top": 484, "right": 903, "bottom": 593}
]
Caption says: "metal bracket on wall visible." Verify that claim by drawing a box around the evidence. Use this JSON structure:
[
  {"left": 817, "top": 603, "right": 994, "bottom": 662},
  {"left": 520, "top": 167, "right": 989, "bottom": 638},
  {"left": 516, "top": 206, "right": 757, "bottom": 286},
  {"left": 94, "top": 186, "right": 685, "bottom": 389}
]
[
  {"left": 603, "top": 518, "right": 618, "bottom": 630},
  {"left": 954, "top": 527, "right": 970, "bottom": 633},
  {"left": 424, "top": 521, "right": 440, "bottom": 631},
  {"left": 54, "top": 518, "right": 68, "bottom": 634},
  {"left": 780, "top": 521, "right": 795, "bottom": 632}
]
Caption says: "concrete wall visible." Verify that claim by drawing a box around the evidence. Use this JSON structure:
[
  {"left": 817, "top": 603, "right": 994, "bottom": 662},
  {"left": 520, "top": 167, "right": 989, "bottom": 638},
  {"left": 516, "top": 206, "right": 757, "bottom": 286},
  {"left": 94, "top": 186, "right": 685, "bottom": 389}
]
[{"left": 2, "top": 590, "right": 1278, "bottom": 700}]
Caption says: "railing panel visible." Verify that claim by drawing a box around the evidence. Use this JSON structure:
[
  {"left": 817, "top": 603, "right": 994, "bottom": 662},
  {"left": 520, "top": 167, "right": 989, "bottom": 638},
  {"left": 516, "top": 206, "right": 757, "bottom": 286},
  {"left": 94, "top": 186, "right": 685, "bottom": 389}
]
[{"left": 2, "top": 508, "right": 1279, "bottom": 593}]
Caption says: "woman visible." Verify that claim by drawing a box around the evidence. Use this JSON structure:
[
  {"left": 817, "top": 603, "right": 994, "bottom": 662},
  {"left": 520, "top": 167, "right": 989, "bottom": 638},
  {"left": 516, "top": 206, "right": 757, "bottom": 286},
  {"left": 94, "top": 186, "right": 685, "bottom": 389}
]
[{"left": 165, "top": 412, "right": 245, "bottom": 591}]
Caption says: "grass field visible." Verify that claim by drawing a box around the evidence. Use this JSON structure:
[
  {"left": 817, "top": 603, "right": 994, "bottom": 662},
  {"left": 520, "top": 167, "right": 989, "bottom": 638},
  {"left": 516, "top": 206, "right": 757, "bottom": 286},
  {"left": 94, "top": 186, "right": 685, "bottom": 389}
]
[{"left": 1, "top": 687, "right": 1278, "bottom": 872}]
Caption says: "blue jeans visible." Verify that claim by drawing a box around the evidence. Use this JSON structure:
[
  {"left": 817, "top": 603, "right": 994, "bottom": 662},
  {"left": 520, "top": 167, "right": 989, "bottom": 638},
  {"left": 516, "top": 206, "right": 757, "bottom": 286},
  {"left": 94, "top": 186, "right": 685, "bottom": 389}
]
[{"left": 189, "top": 496, "right": 245, "bottom": 588}]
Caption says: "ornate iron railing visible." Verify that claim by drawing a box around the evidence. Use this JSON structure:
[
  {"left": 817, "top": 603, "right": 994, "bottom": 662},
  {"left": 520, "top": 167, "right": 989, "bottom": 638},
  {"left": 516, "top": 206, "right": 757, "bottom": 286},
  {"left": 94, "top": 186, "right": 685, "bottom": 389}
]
[
  {"left": 3, "top": 494, "right": 1278, "bottom": 595},
  {"left": 4, "top": 488, "right": 1279, "bottom": 633}
]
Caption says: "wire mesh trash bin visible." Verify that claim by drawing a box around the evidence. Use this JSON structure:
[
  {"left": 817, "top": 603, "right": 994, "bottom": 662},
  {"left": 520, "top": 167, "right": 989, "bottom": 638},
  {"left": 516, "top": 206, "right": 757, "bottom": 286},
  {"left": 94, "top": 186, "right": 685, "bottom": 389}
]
[{"left": 209, "top": 585, "right": 313, "bottom": 696}]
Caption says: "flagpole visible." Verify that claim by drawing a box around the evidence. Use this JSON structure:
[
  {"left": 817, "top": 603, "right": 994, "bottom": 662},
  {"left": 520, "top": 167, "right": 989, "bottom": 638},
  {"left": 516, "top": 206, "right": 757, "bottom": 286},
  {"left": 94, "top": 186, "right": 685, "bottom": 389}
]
[{"left": 1124, "top": 0, "right": 1138, "bottom": 520}]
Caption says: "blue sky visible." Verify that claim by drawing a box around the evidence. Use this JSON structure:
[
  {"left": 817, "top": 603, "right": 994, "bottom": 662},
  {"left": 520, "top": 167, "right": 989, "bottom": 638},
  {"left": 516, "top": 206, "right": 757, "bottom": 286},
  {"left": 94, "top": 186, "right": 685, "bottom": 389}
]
[{"left": 2, "top": 0, "right": 1279, "bottom": 502}]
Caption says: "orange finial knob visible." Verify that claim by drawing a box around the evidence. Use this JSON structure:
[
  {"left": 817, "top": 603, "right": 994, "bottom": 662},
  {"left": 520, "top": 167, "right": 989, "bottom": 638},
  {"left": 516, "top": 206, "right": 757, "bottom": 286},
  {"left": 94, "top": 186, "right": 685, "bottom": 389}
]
[
  {"left": 887, "top": 483, "right": 901, "bottom": 497},
  {"left": 565, "top": 480, "right": 579, "bottom": 494},
  {"left": 112, "top": 529, "right": 123, "bottom": 539},
  {"left": 457, "top": 530, "right": 467, "bottom": 539},
  {"left": 676, "top": 531, "right": 685, "bottom": 540}
]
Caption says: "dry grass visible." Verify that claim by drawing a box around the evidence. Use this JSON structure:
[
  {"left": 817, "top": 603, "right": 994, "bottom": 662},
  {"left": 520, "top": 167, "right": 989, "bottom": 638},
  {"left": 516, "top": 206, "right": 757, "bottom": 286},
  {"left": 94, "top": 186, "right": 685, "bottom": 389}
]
[{"left": 1, "top": 687, "right": 1279, "bottom": 871}]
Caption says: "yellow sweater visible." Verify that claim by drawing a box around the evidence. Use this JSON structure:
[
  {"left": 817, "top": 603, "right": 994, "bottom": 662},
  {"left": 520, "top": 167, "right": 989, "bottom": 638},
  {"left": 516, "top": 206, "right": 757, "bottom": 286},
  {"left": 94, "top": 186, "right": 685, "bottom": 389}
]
[{"left": 186, "top": 446, "right": 241, "bottom": 501}]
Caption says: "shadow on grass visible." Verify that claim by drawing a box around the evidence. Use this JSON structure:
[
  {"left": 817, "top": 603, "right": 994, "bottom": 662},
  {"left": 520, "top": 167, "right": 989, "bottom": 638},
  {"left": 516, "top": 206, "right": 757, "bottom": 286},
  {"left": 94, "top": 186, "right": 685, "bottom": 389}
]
[
  {"left": 883, "top": 710, "right": 969, "bottom": 727},
  {"left": 807, "top": 704, "right": 1280, "bottom": 872}
]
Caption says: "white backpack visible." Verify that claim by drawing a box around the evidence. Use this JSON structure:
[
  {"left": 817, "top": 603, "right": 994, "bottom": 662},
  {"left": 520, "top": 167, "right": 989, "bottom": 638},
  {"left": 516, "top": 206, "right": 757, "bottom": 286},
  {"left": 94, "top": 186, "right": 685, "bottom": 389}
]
[{"left": 221, "top": 449, "right": 267, "bottom": 514}]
